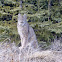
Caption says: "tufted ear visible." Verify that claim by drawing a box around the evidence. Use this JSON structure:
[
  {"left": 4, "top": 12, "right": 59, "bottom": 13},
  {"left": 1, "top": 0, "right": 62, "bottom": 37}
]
[
  {"left": 18, "top": 13, "right": 22, "bottom": 18},
  {"left": 23, "top": 14, "right": 27, "bottom": 21},
  {"left": 18, "top": 13, "right": 23, "bottom": 22}
]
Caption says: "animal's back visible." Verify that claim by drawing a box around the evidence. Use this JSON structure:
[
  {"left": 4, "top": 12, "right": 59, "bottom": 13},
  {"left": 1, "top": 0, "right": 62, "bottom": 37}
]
[{"left": 28, "top": 26, "right": 38, "bottom": 48}]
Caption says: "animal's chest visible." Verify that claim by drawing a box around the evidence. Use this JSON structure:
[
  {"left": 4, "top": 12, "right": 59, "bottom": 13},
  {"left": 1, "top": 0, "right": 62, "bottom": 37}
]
[{"left": 17, "top": 24, "right": 28, "bottom": 37}]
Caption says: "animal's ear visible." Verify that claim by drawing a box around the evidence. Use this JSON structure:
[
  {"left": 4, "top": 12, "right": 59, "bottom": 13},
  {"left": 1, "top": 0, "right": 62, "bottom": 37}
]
[
  {"left": 23, "top": 14, "right": 27, "bottom": 21},
  {"left": 18, "top": 13, "right": 23, "bottom": 22},
  {"left": 18, "top": 13, "right": 22, "bottom": 18}
]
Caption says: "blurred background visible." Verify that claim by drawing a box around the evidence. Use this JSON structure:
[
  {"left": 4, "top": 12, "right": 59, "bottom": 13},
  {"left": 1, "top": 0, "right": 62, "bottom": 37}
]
[{"left": 0, "top": 0, "right": 62, "bottom": 47}]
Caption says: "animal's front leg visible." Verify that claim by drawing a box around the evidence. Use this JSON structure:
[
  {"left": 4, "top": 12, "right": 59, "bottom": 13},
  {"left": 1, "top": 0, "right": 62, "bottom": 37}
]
[
  {"left": 19, "top": 34, "right": 29, "bottom": 50},
  {"left": 19, "top": 37, "right": 27, "bottom": 49},
  {"left": 19, "top": 38, "right": 26, "bottom": 51},
  {"left": 19, "top": 37, "right": 23, "bottom": 50},
  {"left": 21, "top": 37, "right": 23, "bottom": 46},
  {"left": 22, "top": 37, "right": 28, "bottom": 48}
]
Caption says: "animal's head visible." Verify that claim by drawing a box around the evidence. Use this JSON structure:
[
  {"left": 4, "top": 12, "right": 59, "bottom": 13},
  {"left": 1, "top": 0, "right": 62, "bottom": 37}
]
[{"left": 18, "top": 14, "right": 27, "bottom": 25}]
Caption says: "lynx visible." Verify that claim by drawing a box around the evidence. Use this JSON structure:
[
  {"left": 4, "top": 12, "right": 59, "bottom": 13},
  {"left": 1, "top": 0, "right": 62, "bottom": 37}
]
[{"left": 17, "top": 14, "right": 38, "bottom": 49}]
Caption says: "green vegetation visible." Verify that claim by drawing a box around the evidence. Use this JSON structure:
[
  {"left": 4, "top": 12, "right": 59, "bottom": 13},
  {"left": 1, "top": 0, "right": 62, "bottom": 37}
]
[{"left": 0, "top": 0, "right": 62, "bottom": 46}]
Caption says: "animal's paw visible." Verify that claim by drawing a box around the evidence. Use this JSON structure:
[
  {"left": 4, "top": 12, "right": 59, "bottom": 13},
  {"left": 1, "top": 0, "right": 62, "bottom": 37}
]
[
  {"left": 19, "top": 46, "right": 24, "bottom": 51},
  {"left": 19, "top": 47, "right": 22, "bottom": 50}
]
